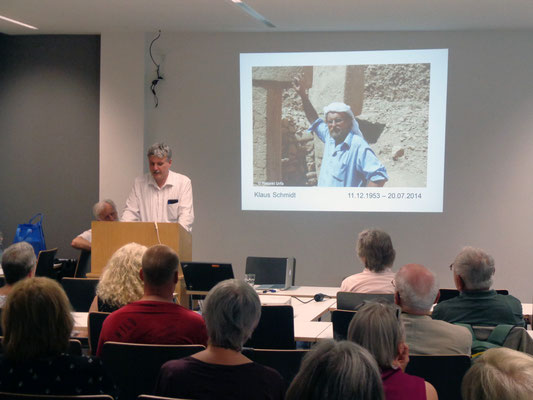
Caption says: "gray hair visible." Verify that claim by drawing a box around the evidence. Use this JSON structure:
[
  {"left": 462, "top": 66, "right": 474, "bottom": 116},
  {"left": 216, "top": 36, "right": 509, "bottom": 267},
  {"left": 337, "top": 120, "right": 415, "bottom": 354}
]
[
  {"left": 147, "top": 142, "right": 172, "bottom": 161},
  {"left": 357, "top": 229, "right": 396, "bottom": 272},
  {"left": 286, "top": 340, "right": 384, "bottom": 400},
  {"left": 395, "top": 264, "right": 440, "bottom": 312},
  {"left": 462, "top": 347, "right": 533, "bottom": 400},
  {"left": 453, "top": 246, "right": 495, "bottom": 290},
  {"left": 1, "top": 242, "right": 37, "bottom": 285},
  {"left": 347, "top": 302, "right": 404, "bottom": 369},
  {"left": 203, "top": 279, "right": 261, "bottom": 351},
  {"left": 92, "top": 199, "right": 117, "bottom": 220}
]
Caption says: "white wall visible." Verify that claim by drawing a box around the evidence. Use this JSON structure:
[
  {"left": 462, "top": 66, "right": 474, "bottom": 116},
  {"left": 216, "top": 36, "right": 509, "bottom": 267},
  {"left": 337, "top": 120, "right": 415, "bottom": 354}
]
[
  {"left": 99, "top": 33, "right": 146, "bottom": 211},
  {"left": 100, "top": 30, "right": 533, "bottom": 301}
]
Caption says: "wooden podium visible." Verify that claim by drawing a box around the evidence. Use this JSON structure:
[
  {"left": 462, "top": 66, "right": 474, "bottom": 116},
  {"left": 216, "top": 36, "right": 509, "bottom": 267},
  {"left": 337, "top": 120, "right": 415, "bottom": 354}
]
[{"left": 90, "top": 221, "right": 192, "bottom": 307}]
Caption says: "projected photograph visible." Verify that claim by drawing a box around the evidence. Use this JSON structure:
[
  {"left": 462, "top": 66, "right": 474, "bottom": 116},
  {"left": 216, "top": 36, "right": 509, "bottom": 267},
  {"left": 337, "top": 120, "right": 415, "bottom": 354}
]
[{"left": 241, "top": 50, "right": 448, "bottom": 212}]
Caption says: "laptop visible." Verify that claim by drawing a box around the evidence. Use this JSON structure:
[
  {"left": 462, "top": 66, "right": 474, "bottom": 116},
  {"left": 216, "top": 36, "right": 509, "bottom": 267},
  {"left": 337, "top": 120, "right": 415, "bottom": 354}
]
[
  {"left": 245, "top": 256, "right": 295, "bottom": 290},
  {"left": 181, "top": 262, "right": 234, "bottom": 292}
]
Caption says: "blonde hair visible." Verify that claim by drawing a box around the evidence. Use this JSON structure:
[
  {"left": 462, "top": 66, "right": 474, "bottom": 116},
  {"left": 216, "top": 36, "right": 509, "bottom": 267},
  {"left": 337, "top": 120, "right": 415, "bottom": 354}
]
[
  {"left": 2, "top": 277, "right": 73, "bottom": 362},
  {"left": 96, "top": 242, "right": 147, "bottom": 309},
  {"left": 462, "top": 347, "right": 533, "bottom": 400}
]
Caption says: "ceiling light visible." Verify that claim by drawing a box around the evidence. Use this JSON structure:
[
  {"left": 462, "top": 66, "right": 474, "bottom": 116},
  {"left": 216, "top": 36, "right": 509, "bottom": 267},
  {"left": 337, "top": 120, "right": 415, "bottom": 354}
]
[
  {"left": 0, "top": 15, "right": 38, "bottom": 30},
  {"left": 231, "top": 0, "right": 276, "bottom": 28}
]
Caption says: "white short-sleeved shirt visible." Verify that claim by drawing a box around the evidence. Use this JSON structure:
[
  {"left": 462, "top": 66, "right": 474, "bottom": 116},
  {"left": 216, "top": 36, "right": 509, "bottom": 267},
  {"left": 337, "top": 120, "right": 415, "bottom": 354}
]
[
  {"left": 121, "top": 171, "right": 194, "bottom": 232},
  {"left": 78, "top": 229, "right": 92, "bottom": 243},
  {"left": 340, "top": 268, "right": 395, "bottom": 293}
]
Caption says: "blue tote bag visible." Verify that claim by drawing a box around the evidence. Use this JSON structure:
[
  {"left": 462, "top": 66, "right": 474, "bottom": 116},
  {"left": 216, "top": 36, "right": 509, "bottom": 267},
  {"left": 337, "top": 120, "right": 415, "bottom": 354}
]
[{"left": 13, "top": 213, "right": 46, "bottom": 256}]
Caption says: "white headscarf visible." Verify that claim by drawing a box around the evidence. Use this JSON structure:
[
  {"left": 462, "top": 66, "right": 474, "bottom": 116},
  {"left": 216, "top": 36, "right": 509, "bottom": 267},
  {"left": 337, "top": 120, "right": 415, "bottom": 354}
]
[{"left": 323, "top": 102, "right": 363, "bottom": 138}]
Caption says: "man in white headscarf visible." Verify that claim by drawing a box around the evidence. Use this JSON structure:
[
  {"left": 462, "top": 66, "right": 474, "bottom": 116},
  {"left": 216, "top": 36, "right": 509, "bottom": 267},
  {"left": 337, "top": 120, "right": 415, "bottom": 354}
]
[{"left": 294, "top": 79, "right": 388, "bottom": 187}]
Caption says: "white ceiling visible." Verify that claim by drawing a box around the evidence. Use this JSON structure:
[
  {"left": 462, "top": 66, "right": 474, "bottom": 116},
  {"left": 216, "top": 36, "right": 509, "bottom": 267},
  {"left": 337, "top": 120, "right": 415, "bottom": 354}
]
[{"left": 1, "top": 0, "right": 533, "bottom": 35}]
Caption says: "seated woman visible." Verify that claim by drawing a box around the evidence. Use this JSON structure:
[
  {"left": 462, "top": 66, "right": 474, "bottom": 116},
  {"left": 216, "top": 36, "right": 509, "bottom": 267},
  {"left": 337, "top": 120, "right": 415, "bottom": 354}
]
[
  {"left": 462, "top": 347, "right": 533, "bottom": 400},
  {"left": 155, "top": 279, "right": 285, "bottom": 400},
  {"left": 89, "top": 242, "right": 147, "bottom": 312},
  {"left": 348, "top": 302, "right": 438, "bottom": 400},
  {"left": 286, "top": 340, "right": 384, "bottom": 400},
  {"left": 0, "top": 277, "right": 115, "bottom": 396},
  {"left": 340, "top": 228, "right": 396, "bottom": 293}
]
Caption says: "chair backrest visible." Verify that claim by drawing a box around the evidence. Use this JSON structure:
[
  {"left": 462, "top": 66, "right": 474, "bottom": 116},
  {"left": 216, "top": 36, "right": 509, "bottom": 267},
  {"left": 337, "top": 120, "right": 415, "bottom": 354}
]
[
  {"left": 244, "top": 305, "right": 295, "bottom": 349},
  {"left": 405, "top": 355, "right": 471, "bottom": 400},
  {"left": 0, "top": 337, "right": 83, "bottom": 357},
  {"left": 74, "top": 249, "right": 92, "bottom": 278},
  {"left": 101, "top": 342, "right": 205, "bottom": 400},
  {"left": 61, "top": 278, "right": 99, "bottom": 312},
  {"left": 331, "top": 309, "right": 357, "bottom": 341},
  {"left": 336, "top": 291, "right": 394, "bottom": 310},
  {"left": 0, "top": 393, "right": 113, "bottom": 400},
  {"left": 88, "top": 312, "right": 111, "bottom": 356},
  {"left": 35, "top": 248, "right": 59, "bottom": 280},
  {"left": 68, "top": 338, "right": 83, "bottom": 356},
  {"left": 438, "top": 288, "right": 509, "bottom": 303},
  {"left": 137, "top": 395, "right": 189, "bottom": 400},
  {"left": 241, "top": 348, "right": 309, "bottom": 385}
]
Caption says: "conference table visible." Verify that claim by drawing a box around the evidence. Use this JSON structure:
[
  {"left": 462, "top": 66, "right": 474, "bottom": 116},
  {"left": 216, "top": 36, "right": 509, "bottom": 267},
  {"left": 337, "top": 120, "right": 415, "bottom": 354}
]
[
  {"left": 71, "top": 286, "right": 340, "bottom": 343},
  {"left": 257, "top": 285, "right": 340, "bottom": 342},
  {"left": 71, "top": 292, "right": 532, "bottom": 344}
]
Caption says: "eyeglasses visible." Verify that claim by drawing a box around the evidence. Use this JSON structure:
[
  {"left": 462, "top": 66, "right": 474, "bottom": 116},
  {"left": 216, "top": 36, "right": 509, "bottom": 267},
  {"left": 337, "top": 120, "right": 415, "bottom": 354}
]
[
  {"left": 449, "top": 263, "right": 454, "bottom": 271},
  {"left": 391, "top": 279, "right": 396, "bottom": 288},
  {"left": 326, "top": 117, "right": 346, "bottom": 125}
]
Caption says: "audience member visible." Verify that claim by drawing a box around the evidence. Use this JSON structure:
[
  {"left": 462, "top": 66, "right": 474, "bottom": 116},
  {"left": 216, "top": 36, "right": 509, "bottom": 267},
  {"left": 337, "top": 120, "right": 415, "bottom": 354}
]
[
  {"left": 89, "top": 242, "right": 146, "bottom": 313},
  {"left": 462, "top": 347, "right": 533, "bottom": 400},
  {"left": 71, "top": 199, "right": 118, "bottom": 251},
  {"left": 340, "top": 229, "right": 396, "bottom": 293},
  {"left": 432, "top": 246, "right": 524, "bottom": 327},
  {"left": 286, "top": 340, "right": 384, "bottom": 400},
  {"left": 155, "top": 279, "right": 285, "bottom": 400},
  {"left": 394, "top": 263, "right": 471, "bottom": 355},
  {"left": 0, "top": 242, "right": 36, "bottom": 307},
  {"left": 348, "top": 302, "right": 438, "bottom": 400},
  {"left": 0, "top": 277, "right": 115, "bottom": 396},
  {"left": 96, "top": 244, "right": 207, "bottom": 356}
]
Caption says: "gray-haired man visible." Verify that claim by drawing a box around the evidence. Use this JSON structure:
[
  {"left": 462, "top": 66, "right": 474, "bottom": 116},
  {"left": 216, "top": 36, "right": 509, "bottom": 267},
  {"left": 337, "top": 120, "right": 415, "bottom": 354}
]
[
  {"left": 0, "top": 242, "right": 37, "bottom": 306},
  {"left": 432, "top": 247, "right": 524, "bottom": 327},
  {"left": 122, "top": 143, "right": 194, "bottom": 232},
  {"left": 71, "top": 199, "right": 118, "bottom": 251},
  {"left": 394, "top": 263, "right": 471, "bottom": 355},
  {"left": 293, "top": 79, "right": 388, "bottom": 187}
]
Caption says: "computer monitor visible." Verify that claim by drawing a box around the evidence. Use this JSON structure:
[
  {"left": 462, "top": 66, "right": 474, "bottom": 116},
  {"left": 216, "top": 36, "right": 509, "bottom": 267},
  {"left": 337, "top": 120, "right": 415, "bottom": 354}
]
[
  {"left": 245, "top": 256, "right": 295, "bottom": 290},
  {"left": 181, "top": 262, "right": 234, "bottom": 292}
]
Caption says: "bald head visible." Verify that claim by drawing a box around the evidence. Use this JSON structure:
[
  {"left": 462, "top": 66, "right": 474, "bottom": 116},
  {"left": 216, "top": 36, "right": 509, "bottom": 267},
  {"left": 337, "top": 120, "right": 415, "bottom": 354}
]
[
  {"left": 394, "top": 263, "right": 439, "bottom": 313},
  {"left": 141, "top": 245, "right": 179, "bottom": 287}
]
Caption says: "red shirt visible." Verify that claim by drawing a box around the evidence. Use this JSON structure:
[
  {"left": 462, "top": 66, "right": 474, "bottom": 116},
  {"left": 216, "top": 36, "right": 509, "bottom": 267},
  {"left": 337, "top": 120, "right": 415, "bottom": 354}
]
[{"left": 96, "top": 300, "right": 207, "bottom": 356}]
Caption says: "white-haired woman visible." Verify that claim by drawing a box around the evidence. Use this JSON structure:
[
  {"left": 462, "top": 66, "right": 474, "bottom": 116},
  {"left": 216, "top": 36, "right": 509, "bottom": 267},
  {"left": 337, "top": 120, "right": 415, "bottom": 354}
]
[{"left": 155, "top": 279, "right": 285, "bottom": 400}]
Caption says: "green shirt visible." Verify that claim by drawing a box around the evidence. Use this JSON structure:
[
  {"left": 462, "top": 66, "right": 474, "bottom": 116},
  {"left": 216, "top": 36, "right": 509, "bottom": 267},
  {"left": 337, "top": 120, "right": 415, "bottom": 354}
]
[{"left": 432, "top": 290, "right": 524, "bottom": 327}]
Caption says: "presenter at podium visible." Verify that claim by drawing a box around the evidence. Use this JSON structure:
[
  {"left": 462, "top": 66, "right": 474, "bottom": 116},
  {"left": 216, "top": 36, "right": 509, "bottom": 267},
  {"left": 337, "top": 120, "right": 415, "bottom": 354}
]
[{"left": 122, "top": 142, "right": 194, "bottom": 232}]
